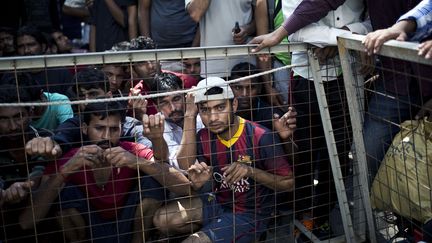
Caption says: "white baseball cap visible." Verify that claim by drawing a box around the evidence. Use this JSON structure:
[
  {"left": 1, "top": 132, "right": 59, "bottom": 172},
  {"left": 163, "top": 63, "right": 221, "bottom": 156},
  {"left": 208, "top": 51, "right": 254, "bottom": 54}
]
[{"left": 194, "top": 77, "right": 234, "bottom": 104}]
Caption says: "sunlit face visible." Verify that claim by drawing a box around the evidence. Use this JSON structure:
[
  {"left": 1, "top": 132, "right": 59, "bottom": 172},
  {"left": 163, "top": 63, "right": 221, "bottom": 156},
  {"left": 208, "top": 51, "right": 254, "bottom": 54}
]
[
  {"left": 0, "top": 107, "right": 30, "bottom": 141},
  {"left": 51, "top": 31, "right": 72, "bottom": 53},
  {"left": 198, "top": 99, "right": 237, "bottom": 135},
  {"left": 230, "top": 78, "right": 260, "bottom": 111},
  {"left": 182, "top": 58, "right": 201, "bottom": 79},
  {"left": 156, "top": 93, "right": 184, "bottom": 125},
  {"left": 102, "top": 65, "right": 127, "bottom": 92},
  {"left": 17, "top": 35, "right": 45, "bottom": 56},
  {"left": 83, "top": 114, "right": 122, "bottom": 149},
  {"left": 133, "top": 60, "right": 160, "bottom": 80},
  {"left": 0, "top": 32, "right": 14, "bottom": 54}
]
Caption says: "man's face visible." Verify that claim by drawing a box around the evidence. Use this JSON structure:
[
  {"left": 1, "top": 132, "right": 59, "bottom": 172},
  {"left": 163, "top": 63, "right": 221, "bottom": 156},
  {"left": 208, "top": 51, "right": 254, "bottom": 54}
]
[
  {"left": 0, "top": 32, "right": 14, "bottom": 54},
  {"left": 182, "top": 58, "right": 200, "bottom": 79},
  {"left": 17, "top": 35, "right": 44, "bottom": 56},
  {"left": 0, "top": 107, "right": 30, "bottom": 141},
  {"left": 230, "top": 78, "right": 260, "bottom": 111},
  {"left": 78, "top": 87, "right": 106, "bottom": 111},
  {"left": 198, "top": 99, "right": 237, "bottom": 135},
  {"left": 102, "top": 65, "right": 127, "bottom": 92},
  {"left": 133, "top": 61, "right": 160, "bottom": 80},
  {"left": 156, "top": 93, "right": 185, "bottom": 125},
  {"left": 83, "top": 114, "right": 122, "bottom": 149},
  {"left": 51, "top": 31, "right": 72, "bottom": 53}
]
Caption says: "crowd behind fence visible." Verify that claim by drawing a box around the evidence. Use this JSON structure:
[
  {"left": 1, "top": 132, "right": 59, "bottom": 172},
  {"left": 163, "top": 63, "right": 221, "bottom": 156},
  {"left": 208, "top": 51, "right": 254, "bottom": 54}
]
[{"left": 0, "top": 34, "right": 431, "bottom": 243}]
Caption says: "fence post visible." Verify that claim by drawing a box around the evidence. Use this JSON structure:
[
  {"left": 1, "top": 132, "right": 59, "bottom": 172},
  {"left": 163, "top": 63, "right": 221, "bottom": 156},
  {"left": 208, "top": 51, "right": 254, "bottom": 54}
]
[
  {"left": 337, "top": 36, "right": 377, "bottom": 243},
  {"left": 307, "top": 50, "right": 356, "bottom": 243}
]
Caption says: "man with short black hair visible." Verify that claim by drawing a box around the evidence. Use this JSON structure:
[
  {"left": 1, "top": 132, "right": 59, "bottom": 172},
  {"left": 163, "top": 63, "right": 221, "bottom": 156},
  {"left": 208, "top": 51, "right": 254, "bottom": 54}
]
[
  {"left": 0, "top": 27, "right": 15, "bottom": 57},
  {"left": 153, "top": 77, "right": 294, "bottom": 243},
  {"left": 20, "top": 101, "right": 191, "bottom": 242},
  {"left": 13, "top": 26, "right": 74, "bottom": 96}
]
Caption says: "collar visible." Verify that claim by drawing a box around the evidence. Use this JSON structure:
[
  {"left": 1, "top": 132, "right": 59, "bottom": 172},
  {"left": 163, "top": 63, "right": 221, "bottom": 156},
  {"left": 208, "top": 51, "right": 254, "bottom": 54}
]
[{"left": 217, "top": 117, "right": 245, "bottom": 148}]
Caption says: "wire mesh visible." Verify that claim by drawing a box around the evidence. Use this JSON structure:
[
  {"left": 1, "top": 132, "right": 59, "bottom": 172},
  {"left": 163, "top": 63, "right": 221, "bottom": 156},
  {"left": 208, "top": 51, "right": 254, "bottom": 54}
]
[{"left": 0, "top": 42, "right": 367, "bottom": 243}]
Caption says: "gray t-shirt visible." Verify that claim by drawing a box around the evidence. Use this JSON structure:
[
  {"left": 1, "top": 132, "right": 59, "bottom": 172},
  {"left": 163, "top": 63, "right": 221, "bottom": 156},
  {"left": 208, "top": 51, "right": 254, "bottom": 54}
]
[
  {"left": 185, "top": 0, "right": 256, "bottom": 78},
  {"left": 150, "top": 0, "right": 197, "bottom": 48}
]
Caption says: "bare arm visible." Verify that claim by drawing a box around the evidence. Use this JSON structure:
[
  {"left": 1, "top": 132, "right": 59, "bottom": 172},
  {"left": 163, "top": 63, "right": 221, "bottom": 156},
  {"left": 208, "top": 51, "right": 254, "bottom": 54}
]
[
  {"left": 105, "top": 0, "right": 127, "bottom": 27},
  {"left": 186, "top": 0, "right": 210, "bottom": 23},
  {"left": 62, "top": 5, "right": 90, "bottom": 19},
  {"left": 19, "top": 174, "right": 65, "bottom": 230},
  {"left": 138, "top": 0, "right": 151, "bottom": 36},
  {"left": 177, "top": 93, "right": 198, "bottom": 170},
  {"left": 20, "top": 146, "right": 103, "bottom": 229},
  {"left": 137, "top": 158, "right": 192, "bottom": 196},
  {"left": 250, "top": 167, "right": 294, "bottom": 191},
  {"left": 127, "top": 4, "right": 138, "bottom": 39}
]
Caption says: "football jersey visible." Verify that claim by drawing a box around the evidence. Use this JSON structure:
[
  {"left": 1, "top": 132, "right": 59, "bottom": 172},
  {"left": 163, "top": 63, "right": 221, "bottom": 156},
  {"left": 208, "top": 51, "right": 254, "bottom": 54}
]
[{"left": 197, "top": 117, "right": 292, "bottom": 215}]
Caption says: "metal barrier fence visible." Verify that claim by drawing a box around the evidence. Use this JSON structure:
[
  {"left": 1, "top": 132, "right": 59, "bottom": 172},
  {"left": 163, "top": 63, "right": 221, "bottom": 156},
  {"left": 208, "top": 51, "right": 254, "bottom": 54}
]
[
  {"left": 338, "top": 33, "right": 432, "bottom": 243},
  {"left": 2, "top": 35, "right": 430, "bottom": 242}
]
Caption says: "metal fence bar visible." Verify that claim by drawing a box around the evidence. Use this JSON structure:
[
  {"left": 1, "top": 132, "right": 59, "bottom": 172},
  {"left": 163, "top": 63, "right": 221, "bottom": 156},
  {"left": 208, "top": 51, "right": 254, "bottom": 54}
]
[
  {"left": 0, "top": 43, "right": 308, "bottom": 70},
  {"left": 307, "top": 50, "right": 356, "bottom": 243},
  {"left": 337, "top": 35, "right": 377, "bottom": 243}
]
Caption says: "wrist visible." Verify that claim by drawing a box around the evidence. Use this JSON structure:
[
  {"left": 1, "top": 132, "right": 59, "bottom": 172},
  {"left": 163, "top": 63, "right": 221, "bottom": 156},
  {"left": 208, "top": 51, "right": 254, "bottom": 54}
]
[
  {"left": 59, "top": 165, "right": 70, "bottom": 180},
  {"left": 184, "top": 112, "right": 197, "bottom": 119}
]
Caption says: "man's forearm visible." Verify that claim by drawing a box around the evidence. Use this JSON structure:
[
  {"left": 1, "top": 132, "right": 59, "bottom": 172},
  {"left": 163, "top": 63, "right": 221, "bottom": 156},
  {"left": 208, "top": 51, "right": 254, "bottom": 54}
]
[
  {"left": 128, "top": 5, "right": 138, "bottom": 39},
  {"left": 138, "top": 159, "right": 192, "bottom": 196},
  {"left": 138, "top": 0, "right": 151, "bottom": 36},
  {"left": 177, "top": 116, "right": 198, "bottom": 170},
  {"left": 105, "top": 0, "right": 126, "bottom": 27},
  {"left": 150, "top": 137, "right": 169, "bottom": 162},
  {"left": 249, "top": 167, "right": 294, "bottom": 192},
  {"left": 186, "top": 0, "right": 210, "bottom": 22},
  {"left": 19, "top": 175, "right": 66, "bottom": 230}
]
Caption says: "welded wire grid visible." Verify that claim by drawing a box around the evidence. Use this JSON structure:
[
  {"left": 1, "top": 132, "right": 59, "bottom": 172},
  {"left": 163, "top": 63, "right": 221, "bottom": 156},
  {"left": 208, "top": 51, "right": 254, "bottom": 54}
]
[
  {"left": 338, "top": 33, "right": 432, "bottom": 243},
  {"left": 0, "top": 41, "right": 380, "bottom": 243}
]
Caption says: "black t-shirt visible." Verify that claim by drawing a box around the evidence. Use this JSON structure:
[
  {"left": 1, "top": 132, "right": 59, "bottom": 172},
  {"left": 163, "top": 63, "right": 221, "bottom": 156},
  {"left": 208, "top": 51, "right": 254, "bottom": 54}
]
[{"left": 90, "top": 0, "right": 137, "bottom": 52}]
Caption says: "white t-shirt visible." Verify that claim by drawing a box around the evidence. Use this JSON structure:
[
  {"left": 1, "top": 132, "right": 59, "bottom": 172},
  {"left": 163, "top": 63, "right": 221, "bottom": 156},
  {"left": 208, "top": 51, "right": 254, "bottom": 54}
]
[
  {"left": 185, "top": 0, "right": 256, "bottom": 78},
  {"left": 64, "top": 0, "right": 86, "bottom": 8}
]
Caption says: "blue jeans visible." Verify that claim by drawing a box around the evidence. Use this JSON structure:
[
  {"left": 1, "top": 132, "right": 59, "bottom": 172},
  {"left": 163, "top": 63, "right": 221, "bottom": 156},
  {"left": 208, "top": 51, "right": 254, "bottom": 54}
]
[{"left": 363, "top": 84, "right": 419, "bottom": 182}]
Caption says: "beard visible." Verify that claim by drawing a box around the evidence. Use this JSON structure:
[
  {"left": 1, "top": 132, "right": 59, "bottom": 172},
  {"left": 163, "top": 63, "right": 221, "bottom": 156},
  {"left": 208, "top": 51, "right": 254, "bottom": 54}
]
[
  {"left": 166, "top": 110, "right": 184, "bottom": 125},
  {"left": 96, "top": 140, "right": 117, "bottom": 149}
]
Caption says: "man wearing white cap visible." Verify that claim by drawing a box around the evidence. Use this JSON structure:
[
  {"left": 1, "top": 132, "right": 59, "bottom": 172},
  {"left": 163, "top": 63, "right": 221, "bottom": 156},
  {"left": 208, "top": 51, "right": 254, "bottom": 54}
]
[{"left": 153, "top": 77, "right": 294, "bottom": 243}]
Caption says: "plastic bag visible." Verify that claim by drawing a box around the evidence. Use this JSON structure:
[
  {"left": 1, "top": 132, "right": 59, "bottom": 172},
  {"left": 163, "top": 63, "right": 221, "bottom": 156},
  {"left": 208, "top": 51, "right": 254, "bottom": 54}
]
[{"left": 371, "top": 119, "right": 432, "bottom": 224}]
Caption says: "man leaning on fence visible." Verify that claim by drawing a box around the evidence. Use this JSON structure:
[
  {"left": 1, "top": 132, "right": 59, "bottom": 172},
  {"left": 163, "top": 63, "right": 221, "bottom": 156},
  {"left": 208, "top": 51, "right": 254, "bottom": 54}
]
[
  {"left": 153, "top": 77, "right": 294, "bottom": 243},
  {"left": 19, "top": 101, "right": 191, "bottom": 242}
]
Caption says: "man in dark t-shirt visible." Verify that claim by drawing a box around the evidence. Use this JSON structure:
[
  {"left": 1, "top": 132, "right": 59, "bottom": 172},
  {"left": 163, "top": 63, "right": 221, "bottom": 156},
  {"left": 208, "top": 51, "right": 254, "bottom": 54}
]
[
  {"left": 153, "top": 77, "right": 294, "bottom": 243},
  {"left": 89, "top": 0, "right": 137, "bottom": 52}
]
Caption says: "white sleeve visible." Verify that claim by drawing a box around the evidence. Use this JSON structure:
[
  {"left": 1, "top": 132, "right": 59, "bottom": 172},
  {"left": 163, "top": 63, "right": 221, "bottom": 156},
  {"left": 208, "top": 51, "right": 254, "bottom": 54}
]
[
  {"left": 288, "top": 20, "right": 371, "bottom": 47},
  {"left": 185, "top": 0, "right": 192, "bottom": 9}
]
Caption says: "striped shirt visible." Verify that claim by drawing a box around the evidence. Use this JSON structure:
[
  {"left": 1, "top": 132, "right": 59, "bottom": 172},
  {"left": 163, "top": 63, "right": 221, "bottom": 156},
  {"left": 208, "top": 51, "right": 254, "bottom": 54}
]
[{"left": 398, "top": 0, "right": 432, "bottom": 41}]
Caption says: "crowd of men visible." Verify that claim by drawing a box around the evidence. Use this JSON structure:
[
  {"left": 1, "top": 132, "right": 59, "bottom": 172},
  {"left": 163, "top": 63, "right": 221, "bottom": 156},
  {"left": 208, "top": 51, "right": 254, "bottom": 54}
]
[{"left": 1, "top": 0, "right": 432, "bottom": 242}]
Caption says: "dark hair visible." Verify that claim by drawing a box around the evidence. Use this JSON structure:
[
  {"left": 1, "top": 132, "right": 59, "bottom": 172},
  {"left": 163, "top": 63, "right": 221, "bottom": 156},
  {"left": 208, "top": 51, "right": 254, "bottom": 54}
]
[
  {"left": 230, "top": 62, "right": 262, "bottom": 84},
  {"left": 0, "top": 84, "right": 34, "bottom": 105},
  {"left": 0, "top": 72, "right": 42, "bottom": 101},
  {"left": 151, "top": 72, "right": 182, "bottom": 93},
  {"left": 16, "top": 26, "right": 47, "bottom": 48},
  {"left": 74, "top": 68, "right": 108, "bottom": 93},
  {"left": 111, "top": 36, "right": 157, "bottom": 51},
  {"left": 0, "top": 27, "right": 15, "bottom": 36},
  {"left": 83, "top": 101, "right": 127, "bottom": 125}
]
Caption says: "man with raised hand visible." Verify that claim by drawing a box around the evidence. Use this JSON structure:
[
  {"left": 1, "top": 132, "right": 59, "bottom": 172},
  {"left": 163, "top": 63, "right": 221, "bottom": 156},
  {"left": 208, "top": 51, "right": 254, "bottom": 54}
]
[
  {"left": 20, "top": 101, "right": 191, "bottom": 242},
  {"left": 153, "top": 77, "right": 294, "bottom": 243}
]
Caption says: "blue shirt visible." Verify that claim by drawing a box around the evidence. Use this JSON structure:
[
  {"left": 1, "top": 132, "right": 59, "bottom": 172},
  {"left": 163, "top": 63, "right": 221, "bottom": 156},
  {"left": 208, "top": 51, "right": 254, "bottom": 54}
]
[{"left": 398, "top": 0, "right": 432, "bottom": 41}]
